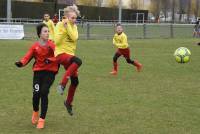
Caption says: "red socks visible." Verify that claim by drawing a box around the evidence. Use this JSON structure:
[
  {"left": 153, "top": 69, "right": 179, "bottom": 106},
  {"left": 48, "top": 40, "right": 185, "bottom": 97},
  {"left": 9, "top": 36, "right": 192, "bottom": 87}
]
[
  {"left": 66, "top": 85, "right": 77, "bottom": 105},
  {"left": 133, "top": 60, "right": 141, "bottom": 67},
  {"left": 113, "top": 62, "right": 118, "bottom": 71},
  {"left": 61, "top": 63, "right": 79, "bottom": 86}
]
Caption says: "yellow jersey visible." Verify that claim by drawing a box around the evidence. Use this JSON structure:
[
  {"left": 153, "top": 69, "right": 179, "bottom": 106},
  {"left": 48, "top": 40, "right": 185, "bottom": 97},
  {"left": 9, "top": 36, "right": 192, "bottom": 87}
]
[
  {"left": 54, "top": 19, "right": 78, "bottom": 56},
  {"left": 113, "top": 32, "right": 129, "bottom": 49},
  {"left": 43, "top": 19, "right": 55, "bottom": 41}
]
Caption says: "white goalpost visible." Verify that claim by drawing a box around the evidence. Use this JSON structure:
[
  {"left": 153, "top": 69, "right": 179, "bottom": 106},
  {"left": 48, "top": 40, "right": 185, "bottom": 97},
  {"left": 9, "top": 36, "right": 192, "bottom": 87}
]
[
  {"left": 130, "top": 13, "right": 145, "bottom": 24},
  {"left": 135, "top": 13, "right": 145, "bottom": 24},
  {"left": 58, "top": 9, "right": 64, "bottom": 21}
]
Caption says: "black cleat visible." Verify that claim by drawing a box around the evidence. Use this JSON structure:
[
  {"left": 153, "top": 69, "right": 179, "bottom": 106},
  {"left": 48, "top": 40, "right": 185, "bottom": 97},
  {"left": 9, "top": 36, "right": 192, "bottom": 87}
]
[{"left": 64, "top": 101, "right": 73, "bottom": 116}]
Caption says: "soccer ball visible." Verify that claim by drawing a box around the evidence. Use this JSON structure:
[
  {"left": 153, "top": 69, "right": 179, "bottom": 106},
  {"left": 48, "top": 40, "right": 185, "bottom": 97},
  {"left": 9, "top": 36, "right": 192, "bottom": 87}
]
[{"left": 174, "top": 47, "right": 191, "bottom": 63}]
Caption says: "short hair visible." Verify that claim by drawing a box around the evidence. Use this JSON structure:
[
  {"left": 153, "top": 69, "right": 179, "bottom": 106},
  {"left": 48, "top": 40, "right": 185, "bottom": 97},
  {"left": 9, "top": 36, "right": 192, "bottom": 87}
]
[
  {"left": 116, "top": 23, "right": 122, "bottom": 28},
  {"left": 43, "top": 13, "right": 49, "bottom": 16},
  {"left": 64, "top": 5, "right": 80, "bottom": 16},
  {"left": 36, "top": 23, "right": 48, "bottom": 38}
]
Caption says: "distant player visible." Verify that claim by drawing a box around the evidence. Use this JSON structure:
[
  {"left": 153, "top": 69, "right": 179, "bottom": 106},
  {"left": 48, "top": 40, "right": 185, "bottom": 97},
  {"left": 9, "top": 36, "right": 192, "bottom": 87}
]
[
  {"left": 52, "top": 13, "right": 58, "bottom": 25},
  {"left": 54, "top": 5, "right": 82, "bottom": 116},
  {"left": 193, "top": 19, "right": 200, "bottom": 37},
  {"left": 43, "top": 13, "right": 55, "bottom": 41},
  {"left": 15, "top": 23, "right": 58, "bottom": 129},
  {"left": 110, "top": 23, "right": 142, "bottom": 75}
]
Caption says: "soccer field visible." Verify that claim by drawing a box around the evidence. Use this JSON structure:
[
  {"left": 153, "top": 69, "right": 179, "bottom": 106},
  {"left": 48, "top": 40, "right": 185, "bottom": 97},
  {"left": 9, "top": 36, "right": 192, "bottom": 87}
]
[{"left": 0, "top": 38, "right": 200, "bottom": 134}]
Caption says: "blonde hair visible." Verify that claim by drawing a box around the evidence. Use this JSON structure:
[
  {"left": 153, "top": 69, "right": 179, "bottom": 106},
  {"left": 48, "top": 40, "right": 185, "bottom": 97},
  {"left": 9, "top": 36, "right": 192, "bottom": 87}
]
[{"left": 64, "top": 5, "right": 80, "bottom": 16}]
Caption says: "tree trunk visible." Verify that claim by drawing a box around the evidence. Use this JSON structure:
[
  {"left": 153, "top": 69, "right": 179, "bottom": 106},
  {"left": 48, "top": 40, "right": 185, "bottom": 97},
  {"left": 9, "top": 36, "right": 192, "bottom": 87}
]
[
  {"left": 196, "top": 0, "right": 200, "bottom": 17},
  {"left": 187, "top": 0, "right": 191, "bottom": 23},
  {"left": 172, "top": 0, "right": 175, "bottom": 23}
]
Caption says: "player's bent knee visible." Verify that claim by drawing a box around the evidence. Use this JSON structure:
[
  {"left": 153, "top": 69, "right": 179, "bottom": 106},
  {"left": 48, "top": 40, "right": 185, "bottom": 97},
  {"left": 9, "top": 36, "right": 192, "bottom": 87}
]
[
  {"left": 71, "top": 77, "right": 79, "bottom": 86},
  {"left": 113, "top": 57, "right": 117, "bottom": 62},
  {"left": 113, "top": 53, "right": 121, "bottom": 62},
  {"left": 113, "top": 55, "right": 119, "bottom": 62},
  {"left": 71, "top": 57, "right": 82, "bottom": 66},
  {"left": 126, "top": 59, "right": 132, "bottom": 64},
  {"left": 72, "top": 80, "right": 79, "bottom": 86}
]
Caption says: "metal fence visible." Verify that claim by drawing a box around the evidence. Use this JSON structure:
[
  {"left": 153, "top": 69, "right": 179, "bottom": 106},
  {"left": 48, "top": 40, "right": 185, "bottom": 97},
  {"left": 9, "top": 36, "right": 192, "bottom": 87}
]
[
  {"left": 83, "top": 23, "right": 195, "bottom": 39},
  {"left": 21, "top": 23, "right": 195, "bottom": 40},
  {"left": 0, "top": 18, "right": 42, "bottom": 24},
  {"left": 0, "top": 18, "right": 194, "bottom": 40}
]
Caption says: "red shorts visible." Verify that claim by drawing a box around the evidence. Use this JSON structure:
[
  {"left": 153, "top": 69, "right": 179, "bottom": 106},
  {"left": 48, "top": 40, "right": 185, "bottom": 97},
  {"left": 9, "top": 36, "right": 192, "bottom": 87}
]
[
  {"left": 56, "top": 53, "right": 78, "bottom": 77},
  {"left": 116, "top": 48, "right": 130, "bottom": 59}
]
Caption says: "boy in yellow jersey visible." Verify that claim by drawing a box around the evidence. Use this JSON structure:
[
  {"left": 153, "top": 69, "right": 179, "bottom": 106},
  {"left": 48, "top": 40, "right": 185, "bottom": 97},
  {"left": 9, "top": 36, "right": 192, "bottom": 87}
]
[
  {"left": 54, "top": 5, "right": 82, "bottom": 116},
  {"left": 43, "top": 13, "right": 55, "bottom": 41},
  {"left": 110, "top": 23, "right": 142, "bottom": 75}
]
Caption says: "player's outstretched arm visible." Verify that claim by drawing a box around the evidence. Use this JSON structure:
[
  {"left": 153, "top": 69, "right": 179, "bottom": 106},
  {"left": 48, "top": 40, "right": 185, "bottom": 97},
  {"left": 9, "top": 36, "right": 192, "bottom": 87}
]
[
  {"left": 15, "top": 61, "right": 23, "bottom": 68},
  {"left": 15, "top": 45, "right": 34, "bottom": 68}
]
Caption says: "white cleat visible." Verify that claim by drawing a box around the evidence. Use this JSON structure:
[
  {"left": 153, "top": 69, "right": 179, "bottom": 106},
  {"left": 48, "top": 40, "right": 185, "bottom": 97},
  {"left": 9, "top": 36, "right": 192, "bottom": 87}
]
[{"left": 57, "top": 84, "right": 65, "bottom": 95}]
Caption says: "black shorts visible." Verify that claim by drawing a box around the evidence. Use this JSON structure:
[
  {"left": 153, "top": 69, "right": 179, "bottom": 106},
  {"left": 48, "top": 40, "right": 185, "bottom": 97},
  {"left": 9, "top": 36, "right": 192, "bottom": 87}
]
[{"left": 33, "top": 71, "right": 55, "bottom": 95}]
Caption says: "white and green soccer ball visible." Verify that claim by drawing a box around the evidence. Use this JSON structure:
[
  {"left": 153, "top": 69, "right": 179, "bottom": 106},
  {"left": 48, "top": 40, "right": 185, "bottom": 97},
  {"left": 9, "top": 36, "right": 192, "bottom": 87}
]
[{"left": 174, "top": 47, "right": 191, "bottom": 63}]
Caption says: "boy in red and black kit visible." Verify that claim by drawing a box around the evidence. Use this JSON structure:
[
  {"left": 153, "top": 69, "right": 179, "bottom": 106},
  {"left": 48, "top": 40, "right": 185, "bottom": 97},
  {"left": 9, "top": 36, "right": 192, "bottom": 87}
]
[
  {"left": 110, "top": 23, "right": 142, "bottom": 75},
  {"left": 15, "top": 23, "right": 58, "bottom": 129}
]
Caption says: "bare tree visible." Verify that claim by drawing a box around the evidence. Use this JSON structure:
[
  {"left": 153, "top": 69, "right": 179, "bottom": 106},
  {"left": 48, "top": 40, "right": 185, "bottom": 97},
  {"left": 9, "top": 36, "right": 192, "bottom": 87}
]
[
  {"left": 150, "top": 0, "right": 161, "bottom": 21},
  {"left": 97, "top": 0, "right": 103, "bottom": 7},
  {"left": 77, "top": 0, "right": 97, "bottom": 6},
  {"left": 160, "top": 0, "right": 171, "bottom": 22},
  {"left": 189, "top": 0, "right": 200, "bottom": 18},
  {"left": 196, "top": 0, "right": 200, "bottom": 17},
  {"left": 129, "top": 0, "right": 138, "bottom": 9},
  {"left": 57, "top": 0, "right": 76, "bottom": 5},
  {"left": 178, "top": 0, "right": 187, "bottom": 22},
  {"left": 171, "top": 0, "right": 179, "bottom": 23},
  {"left": 187, "top": 0, "right": 191, "bottom": 22},
  {"left": 108, "top": 0, "right": 118, "bottom": 7}
]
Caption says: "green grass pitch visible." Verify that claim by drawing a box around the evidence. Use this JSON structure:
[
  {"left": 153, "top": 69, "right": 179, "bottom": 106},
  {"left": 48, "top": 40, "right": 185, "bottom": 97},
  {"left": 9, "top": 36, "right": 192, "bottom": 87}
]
[{"left": 0, "top": 38, "right": 200, "bottom": 134}]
